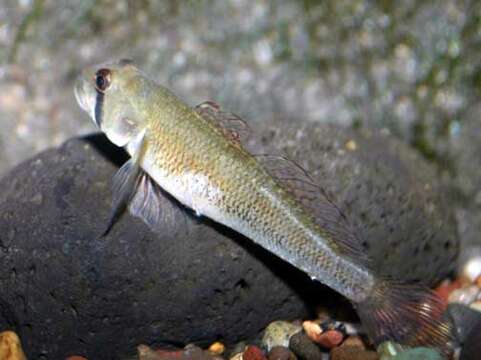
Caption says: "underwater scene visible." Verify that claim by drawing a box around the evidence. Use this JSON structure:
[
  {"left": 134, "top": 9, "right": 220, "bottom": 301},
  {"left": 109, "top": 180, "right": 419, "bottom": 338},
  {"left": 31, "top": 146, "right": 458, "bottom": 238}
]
[{"left": 0, "top": 1, "right": 480, "bottom": 359}]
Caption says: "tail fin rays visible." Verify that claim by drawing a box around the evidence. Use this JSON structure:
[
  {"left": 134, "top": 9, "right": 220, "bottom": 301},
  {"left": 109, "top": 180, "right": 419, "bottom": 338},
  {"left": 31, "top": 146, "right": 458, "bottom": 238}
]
[{"left": 356, "top": 280, "right": 453, "bottom": 356}]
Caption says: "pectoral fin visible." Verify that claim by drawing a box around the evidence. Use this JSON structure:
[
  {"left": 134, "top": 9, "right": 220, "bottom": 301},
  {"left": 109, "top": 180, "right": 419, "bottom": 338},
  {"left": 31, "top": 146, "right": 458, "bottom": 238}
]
[
  {"left": 102, "top": 130, "right": 145, "bottom": 236},
  {"left": 129, "top": 172, "right": 165, "bottom": 229},
  {"left": 102, "top": 157, "right": 142, "bottom": 236},
  {"left": 102, "top": 129, "right": 169, "bottom": 236}
]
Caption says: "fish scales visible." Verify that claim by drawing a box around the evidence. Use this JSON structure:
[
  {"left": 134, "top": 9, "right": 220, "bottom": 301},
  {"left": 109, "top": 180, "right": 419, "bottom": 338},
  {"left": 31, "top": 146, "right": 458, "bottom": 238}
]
[
  {"left": 74, "top": 59, "right": 453, "bottom": 353},
  {"left": 134, "top": 82, "right": 375, "bottom": 302}
]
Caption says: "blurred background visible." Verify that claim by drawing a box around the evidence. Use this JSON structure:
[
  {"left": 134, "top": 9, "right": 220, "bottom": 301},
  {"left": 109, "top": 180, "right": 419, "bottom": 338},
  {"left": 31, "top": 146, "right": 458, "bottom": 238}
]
[{"left": 0, "top": 0, "right": 479, "bottom": 245}]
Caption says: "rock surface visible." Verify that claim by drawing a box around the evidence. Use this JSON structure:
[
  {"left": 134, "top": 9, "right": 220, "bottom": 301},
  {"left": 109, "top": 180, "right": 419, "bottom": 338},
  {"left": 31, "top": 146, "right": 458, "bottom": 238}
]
[
  {"left": 0, "top": 121, "right": 458, "bottom": 359},
  {"left": 288, "top": 332, "right": 324, "bottom": 360},
  {"left": 0, "top": 134, "right": 326, "bottom": 359},
  {"left": 460, "top": 318, "right": 481, "bottom": 360}
]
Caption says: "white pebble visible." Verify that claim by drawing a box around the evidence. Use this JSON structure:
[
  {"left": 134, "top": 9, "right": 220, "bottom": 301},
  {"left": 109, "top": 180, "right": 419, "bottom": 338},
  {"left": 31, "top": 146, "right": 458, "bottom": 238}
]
[
  {"left": 459, "top": 246, "right": 481, "bottom": 282},
  {"left": 448, "top": 286, "right": 480, "bottom": 305},
  {"left": 469, "top": 301, "right": 481, "bottom": 313}
]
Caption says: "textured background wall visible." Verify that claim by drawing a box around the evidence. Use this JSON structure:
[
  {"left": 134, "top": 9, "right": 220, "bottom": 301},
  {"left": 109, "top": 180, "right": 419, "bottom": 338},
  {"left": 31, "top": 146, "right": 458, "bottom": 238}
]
[{"left": 0, "top": 0, "right": 480, "bottom": 250}]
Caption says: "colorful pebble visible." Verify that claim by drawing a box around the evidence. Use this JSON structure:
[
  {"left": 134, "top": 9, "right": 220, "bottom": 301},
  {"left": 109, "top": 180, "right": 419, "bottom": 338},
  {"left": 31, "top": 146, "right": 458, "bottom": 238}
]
[
  {"left": 229, "top": 353, "right": 243, "bottom": 360},
  {"left": 459, "top": 246, "right": 481, "bottom": 283},
  {"left": 377, "top": 342, "right": 443, "bottom": 360},
  {"left": 288, "top": 331, "right": 324, "bottom": 360},
  {"left": 208, "top": 342, "right": 225, "bottom": 355},
  {"left": 137, "top": 343, "right": 217, "bottom": 360},
  {"left": 303, "top": 320, "right": 346, "bottom": 348},
  {"left": 229, "top": 342, "right": 247, "bottom": 359},
  {"left": 267, "top": 346, "right": 296, "bottom": 360},
  {"left": 331, "top": 346, "right": 379, "bottom": 360},
  {"left": 243, "top": 345, "right": 267, "bottom": 360},
  {"left": 469, "top": 300, "right": 481, "bottom": 313},
  {"left": 137, "top": 344, "right": 167, "bottom": 360},
  {"left": 0, "top": 331, "right": 27, "bottom": 360},
  {"left": 316, "top": 329, "right": 344, "bottom": 348},
  {"left": 262, "top": 321, "right": 302, "bottom": 351},
  {"left": 448, "top": 285, "right": 480, "bottom": 305},
  {"left": 435, "top": 279, "right": 463, "bottom": 303},
  {"left": 341, "top": 335, "right": 366, "bottom": 350},
  {"left": 302, "top": 320, "right": 322, "bottom": 343}
]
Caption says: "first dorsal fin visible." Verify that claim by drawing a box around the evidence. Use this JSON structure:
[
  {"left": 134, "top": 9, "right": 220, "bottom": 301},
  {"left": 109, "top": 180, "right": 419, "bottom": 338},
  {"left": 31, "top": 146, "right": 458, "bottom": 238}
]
[
  {"left": 256, "top": 154, "right": 369, "bottom": 264},
  {"left": 194, "top": 101, "right": 250, "bottom": 146}
]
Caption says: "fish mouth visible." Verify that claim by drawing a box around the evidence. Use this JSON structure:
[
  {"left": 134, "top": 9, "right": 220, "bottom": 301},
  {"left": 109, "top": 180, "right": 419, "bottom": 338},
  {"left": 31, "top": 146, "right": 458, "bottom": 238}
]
[{"left": 74, "top": 76, "right": 98, "bottom": 127}]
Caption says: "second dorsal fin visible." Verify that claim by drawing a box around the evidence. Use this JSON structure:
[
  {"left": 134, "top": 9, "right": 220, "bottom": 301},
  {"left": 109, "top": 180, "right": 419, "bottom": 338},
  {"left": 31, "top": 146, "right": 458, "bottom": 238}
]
[
  {"left": 256, "top": 154, "right": 369, "bottom": 264},
  {"left": 194, "top": 101, "right": 250, "bottom": 146}
]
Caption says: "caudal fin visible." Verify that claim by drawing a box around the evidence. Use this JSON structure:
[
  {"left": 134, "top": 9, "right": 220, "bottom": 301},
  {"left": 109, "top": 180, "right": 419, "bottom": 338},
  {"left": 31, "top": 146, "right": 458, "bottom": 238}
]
[{"left": 355, "top": 279, "right": 453, "bottom": 355}]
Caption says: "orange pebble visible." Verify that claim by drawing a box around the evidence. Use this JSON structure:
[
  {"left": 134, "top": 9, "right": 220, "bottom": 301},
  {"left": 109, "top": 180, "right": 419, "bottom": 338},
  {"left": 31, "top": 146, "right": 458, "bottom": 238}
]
[
  {"left": 208, "top": 341, "right": 225, "bottom": 355},
  {"left": 435, "top": 279, "right": 462, "bottom": 303},
  {"left": 316, "top": 329, "right": 344, "bottom": 349},
  {"left": 302, "top": 320, "right": 322, "bottom": 342},
  {"left": 475, "top": 275, "right": 481, "bottom": 288},
  {"left": 0, "top": 331, "right": 27, "bottom": 360}
]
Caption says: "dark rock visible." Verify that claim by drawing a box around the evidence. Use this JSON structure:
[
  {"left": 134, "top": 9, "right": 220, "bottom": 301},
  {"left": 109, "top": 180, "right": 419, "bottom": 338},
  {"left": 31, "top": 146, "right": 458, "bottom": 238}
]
[
  {"left": 268, "top": 346, "right": 296, "bottom": 360},
  {"left": 0, "top": 134, "right": 324, "bottom": 360},
  {"left": 450, "top": 112, "right": 481, "bottom": 253},
  {"left": 288, "top": 332, "right": 323, "bottom": 360},
  {"left": 447, "top": 303, "right": 481, "bottom": 344},
  {"left": 252, "top": 121, "right": 459, "bottom": 284},
  {"left": 0, "top": 121, "right": 458, "bottom": 359},
  {"left": 243, "top": 345, "right": 267, "bottom": 360},
  {"left": 229, "top": 342, "right": 247, "bottom": 358},
  {"left": 460, "top": 318, "right": 481, "bottom": 360},
  {"left": 137, "top": 344, "right": 217, "bottom": 360}
]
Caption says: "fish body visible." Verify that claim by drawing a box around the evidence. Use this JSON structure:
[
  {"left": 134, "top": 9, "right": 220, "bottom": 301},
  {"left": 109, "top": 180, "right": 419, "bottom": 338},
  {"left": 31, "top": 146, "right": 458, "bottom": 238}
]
[
  {"left": 75, "top": 59, "right": 451, "bottom": 352},
  {"left": 142, "top": 99, "right": 374, "bottom": 302},
  {"left": 76, "top": 60, "right": 373, "bottom": 302}
]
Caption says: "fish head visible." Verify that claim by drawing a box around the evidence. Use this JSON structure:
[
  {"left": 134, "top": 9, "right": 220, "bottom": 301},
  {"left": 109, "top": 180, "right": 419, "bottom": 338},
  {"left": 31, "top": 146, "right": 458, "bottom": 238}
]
[{"left": 74, "top": 59, "right": 148, "bottom": 147}]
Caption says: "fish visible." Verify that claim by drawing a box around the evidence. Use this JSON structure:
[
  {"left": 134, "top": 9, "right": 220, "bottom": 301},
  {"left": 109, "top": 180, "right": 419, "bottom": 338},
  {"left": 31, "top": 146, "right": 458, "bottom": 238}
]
[{"left": 74, "top": 59, "right": 452, "bottom": 353}]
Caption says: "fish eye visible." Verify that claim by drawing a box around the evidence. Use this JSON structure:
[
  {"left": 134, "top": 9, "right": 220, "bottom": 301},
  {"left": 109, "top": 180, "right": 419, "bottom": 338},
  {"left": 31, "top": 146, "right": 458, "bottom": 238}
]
[{"left": 95, "top": 68, "right": 111, "bottom": 93}]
